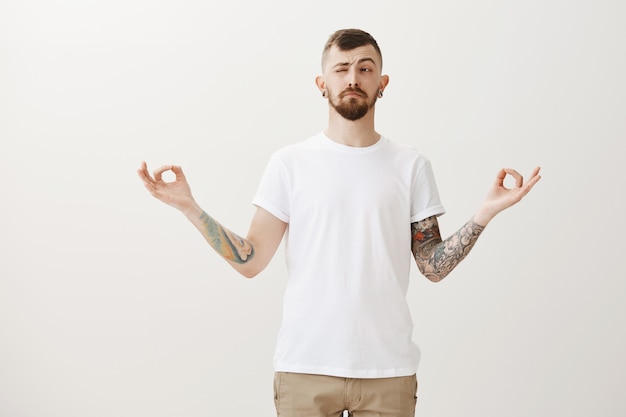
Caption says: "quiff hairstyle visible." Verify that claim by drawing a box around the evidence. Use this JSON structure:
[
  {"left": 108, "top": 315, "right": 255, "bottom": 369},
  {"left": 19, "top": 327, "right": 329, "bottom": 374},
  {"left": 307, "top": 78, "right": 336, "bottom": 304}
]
[{"left": 321, "top": 28, "right": 383, "bottom": 70}]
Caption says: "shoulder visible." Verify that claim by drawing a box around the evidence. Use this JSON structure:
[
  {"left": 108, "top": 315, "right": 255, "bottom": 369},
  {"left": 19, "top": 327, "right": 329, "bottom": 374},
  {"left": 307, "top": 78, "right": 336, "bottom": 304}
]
[
  {"left": 382, "top": 137, "right": 432, "bottom": 166},
  {"left": 262, "top": 134, "right": 324, "bottom": 176},
  {"left": 271, "top": 133, "right": 323, "bottom": 159}
]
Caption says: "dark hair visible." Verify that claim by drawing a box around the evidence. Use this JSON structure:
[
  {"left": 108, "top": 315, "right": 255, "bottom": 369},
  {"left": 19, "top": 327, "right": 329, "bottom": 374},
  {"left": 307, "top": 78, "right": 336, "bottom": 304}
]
[{"left": 322, "top": 28, "right": 383, "bottom": 69}]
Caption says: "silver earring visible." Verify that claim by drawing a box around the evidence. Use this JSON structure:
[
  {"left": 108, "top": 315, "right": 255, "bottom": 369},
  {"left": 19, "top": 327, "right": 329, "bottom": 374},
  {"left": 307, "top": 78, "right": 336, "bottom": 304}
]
[{"left": 378, "top": 90, "right": 384, "bottom": 98}]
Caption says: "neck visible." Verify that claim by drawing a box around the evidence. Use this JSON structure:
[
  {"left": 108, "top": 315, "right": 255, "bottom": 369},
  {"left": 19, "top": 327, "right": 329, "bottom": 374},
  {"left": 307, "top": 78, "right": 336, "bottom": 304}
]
[{"left": 324, "top": 108, "right": 380, "bottom": 147}]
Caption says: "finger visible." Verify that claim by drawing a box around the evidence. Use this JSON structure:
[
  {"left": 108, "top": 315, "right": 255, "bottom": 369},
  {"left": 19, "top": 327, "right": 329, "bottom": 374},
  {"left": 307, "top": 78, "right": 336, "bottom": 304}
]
[
  {"left": 137, "top": 161, "right": 147, "bottom": 177},
  {"left": 137, "top": 161, "right": 155, "bottom": 186},
  {"left": 518, "top": 167, "right": 541, "bottom": 191},
  {"left": 139, "top": 161, "right": 154, "bottom": 178},
  {"left": 494, "top": 168, "right": 507, "bottom": 187},
  {"left": 524, "top": 170, "right": 542, "bottom": 190},
  {"left": 515, "top": 169, "right": 542, "bottom": 200},
  {"left": 171, "top": 165, "right": 187, "bottom": 181},
  {"left": 153, "top": 165, "right": 173, "bottom": 182},
  {"left": 137, "top": 174, "right": 157, "bottom": 193},
  {"left": 529, "top": 166, "right": 541, "bottom": 179},
  {"left": 503, "top": 168, "right": 523, "bottom": 188}
]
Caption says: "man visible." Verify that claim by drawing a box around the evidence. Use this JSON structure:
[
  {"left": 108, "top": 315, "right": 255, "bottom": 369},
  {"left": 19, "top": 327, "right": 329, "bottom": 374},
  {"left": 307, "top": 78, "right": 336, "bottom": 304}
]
[{"left": 138, "top": 28, "right": 541, "bottom": 417}]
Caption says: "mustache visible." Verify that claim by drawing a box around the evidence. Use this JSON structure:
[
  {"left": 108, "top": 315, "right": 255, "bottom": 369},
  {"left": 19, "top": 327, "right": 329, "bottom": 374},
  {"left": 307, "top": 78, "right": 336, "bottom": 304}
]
[{"left": 339, "top": 87, "right": 368, "bottom": 98}]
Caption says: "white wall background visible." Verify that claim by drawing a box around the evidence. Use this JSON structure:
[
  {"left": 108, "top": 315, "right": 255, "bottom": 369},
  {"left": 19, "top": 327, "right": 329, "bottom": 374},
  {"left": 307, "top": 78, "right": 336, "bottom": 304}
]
[{"left": 1, "top": 1, "right": 624, "bottom": 416}]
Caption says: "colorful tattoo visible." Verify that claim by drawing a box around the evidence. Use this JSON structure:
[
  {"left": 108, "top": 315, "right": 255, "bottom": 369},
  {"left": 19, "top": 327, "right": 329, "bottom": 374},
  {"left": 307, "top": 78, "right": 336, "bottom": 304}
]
[
  {"left": 200, "top": 211, "right": 254, "bottom": 264},
  {"left": 411, "top": 216, "right": 485, "bottom": 282}
]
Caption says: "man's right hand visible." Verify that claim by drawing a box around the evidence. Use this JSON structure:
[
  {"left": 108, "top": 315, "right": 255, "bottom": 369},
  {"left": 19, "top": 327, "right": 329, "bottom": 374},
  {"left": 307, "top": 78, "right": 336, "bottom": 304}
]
[
  {"left": 137, "top": 161, "right": 196, "bottom": 214},
  {"left": 137, "top": 161, "right": 287, "bottom": 278}
]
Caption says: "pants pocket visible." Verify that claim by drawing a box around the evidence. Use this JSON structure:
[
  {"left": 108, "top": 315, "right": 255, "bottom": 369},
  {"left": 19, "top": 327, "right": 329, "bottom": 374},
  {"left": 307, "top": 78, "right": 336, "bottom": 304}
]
[{"left": 273, "top": 372, "right": 283, "bottom": 413}]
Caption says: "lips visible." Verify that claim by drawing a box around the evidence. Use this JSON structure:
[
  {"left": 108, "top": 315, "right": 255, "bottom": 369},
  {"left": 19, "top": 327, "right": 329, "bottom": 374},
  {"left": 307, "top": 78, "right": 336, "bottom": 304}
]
[{"left": 340, "top": 88, "right": 367, "bottom": 99}]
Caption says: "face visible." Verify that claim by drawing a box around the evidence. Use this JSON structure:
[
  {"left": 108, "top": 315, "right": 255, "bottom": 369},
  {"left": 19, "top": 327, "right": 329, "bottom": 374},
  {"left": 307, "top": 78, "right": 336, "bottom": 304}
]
[{"left": 318, "top": 45, "right": 389, "bottom": 121}]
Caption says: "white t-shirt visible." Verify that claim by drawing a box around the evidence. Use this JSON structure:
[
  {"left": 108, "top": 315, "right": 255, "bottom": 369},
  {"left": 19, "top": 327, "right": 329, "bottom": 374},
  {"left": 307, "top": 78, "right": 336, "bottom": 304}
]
[{"left": 252, "top": 132, "right": 445, "bottom": 378}]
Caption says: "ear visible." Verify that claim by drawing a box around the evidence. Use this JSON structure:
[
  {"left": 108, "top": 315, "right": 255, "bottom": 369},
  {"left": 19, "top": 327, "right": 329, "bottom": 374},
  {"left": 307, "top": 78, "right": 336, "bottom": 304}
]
[
  {"left": 379, "top": 74, "right": 390, "bottom": 92},
  {"left": 315, "top": 75, "right": 326, "bottom": 94}
]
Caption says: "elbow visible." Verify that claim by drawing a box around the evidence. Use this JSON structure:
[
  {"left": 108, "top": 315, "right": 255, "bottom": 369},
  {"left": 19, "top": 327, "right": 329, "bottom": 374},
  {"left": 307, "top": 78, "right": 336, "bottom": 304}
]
[
  {"left": 425, "top": 272, "right": 447, "bottom": 283},
  {"left": 237, "top": 263, "right": 264, "bottom": 279},
  {"left": 241, "top": 269, "right": 259, "bottom": 279},
  {"left": 417, "top": 264, "right": 448, "bottom": 283}
]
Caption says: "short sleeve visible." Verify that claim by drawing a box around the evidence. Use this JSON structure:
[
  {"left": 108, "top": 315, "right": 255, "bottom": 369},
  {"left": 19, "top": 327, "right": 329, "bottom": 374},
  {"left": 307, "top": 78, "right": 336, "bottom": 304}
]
[
  {"left": 410, "top": 158, "right": 446, "bottom": 223},
  {"left": 252, "top": 152, "right": 290, "bottom": 223}
]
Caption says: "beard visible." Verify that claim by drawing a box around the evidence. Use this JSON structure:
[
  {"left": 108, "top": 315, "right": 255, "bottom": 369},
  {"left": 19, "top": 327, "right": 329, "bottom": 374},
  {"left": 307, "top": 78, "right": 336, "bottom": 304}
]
[{"left": 329, "top": 87, "right": 377, "bottom": 121}]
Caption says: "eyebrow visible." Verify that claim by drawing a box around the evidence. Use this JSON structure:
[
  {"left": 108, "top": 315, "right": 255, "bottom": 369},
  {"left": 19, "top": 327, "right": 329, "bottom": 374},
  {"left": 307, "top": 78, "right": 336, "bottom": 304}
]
[{"left": 333, "top": 57, "right": 378, "bottom": 68}]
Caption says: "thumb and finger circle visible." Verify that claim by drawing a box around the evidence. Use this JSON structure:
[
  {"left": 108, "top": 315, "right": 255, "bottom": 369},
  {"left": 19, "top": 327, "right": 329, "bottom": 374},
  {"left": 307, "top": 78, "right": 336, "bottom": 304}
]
[
  {"left": 502, "top": 168, "right": 524, "bottom": 188},
  {"left": 152, "top": 165, "right": 185, "bottom": 182},
  {"left": 153, "top": 165, "right": 175, "bottom": 182}
]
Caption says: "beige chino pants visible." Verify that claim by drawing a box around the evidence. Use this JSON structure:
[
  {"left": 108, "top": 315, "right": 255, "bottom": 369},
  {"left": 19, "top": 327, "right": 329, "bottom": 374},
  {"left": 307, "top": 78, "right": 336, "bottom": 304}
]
[{"left": 273, "top": 372, "right": 418, "bottom": 417}]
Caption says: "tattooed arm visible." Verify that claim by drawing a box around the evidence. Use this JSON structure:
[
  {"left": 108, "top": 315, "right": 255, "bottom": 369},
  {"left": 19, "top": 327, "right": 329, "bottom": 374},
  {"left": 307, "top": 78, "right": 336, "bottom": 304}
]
[
  {"left": 137, "top": 162, "right": 287, "bottom": 278},
  {"left": 186, "top": 205, "right": 286, "bottom": 278},
  {"left": 411, "top": 216, "right": 484, "bottom": 282},
  {"left": 411, "top": 166, "right": 542, "bottom": 282}
]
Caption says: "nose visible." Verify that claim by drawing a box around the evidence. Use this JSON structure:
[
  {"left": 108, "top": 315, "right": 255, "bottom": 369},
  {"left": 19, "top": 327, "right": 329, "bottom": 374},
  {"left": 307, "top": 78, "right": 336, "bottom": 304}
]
[{"left": 347, "top": 67, "right": 359, "bottom": 88}]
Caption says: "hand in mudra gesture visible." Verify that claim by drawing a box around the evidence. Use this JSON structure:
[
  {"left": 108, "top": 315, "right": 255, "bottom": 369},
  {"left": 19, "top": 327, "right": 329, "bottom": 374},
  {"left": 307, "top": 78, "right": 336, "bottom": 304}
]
[
  {"left": 137, "top": 161, "right": 196, "bottom": 213},
  {"left": 476, "top": 167, "right": 542, "bottom": 224}
]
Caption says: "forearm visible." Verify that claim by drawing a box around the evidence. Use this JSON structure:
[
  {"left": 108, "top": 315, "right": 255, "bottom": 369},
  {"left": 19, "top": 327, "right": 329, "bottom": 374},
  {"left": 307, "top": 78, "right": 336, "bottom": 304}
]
[
  {"left": 413, "top": 216, "right": 486, "bottom": 282},
  {"left": 183, "top": 203, "right": 257, "bottom": 276}
]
